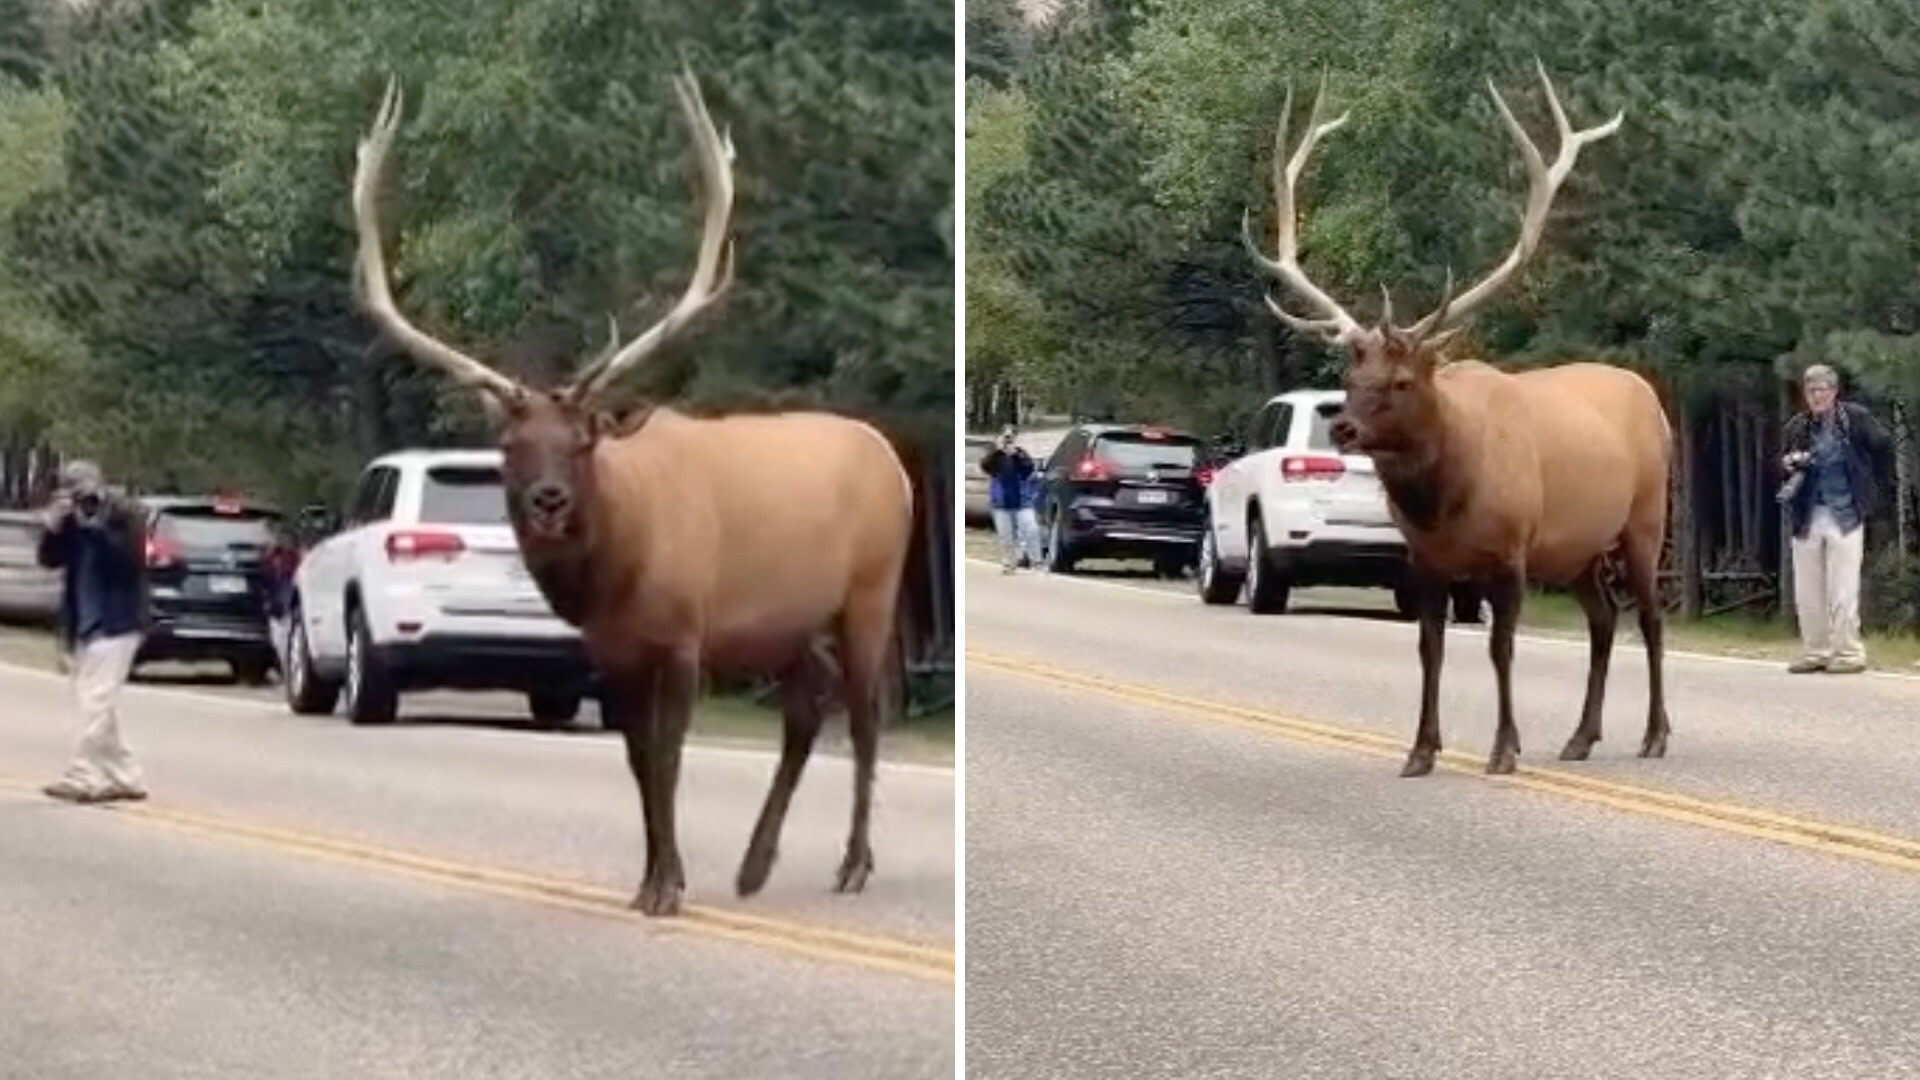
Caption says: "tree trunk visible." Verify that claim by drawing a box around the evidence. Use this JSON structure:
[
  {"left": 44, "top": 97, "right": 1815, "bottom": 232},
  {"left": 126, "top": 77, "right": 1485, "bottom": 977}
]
[{"left": 1677, "top": 397, "right": 1703, "bottom": 619}]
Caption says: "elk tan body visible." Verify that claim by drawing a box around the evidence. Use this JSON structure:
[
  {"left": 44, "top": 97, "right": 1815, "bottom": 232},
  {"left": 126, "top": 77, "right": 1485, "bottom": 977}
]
[
  {"left": 349, "top": 66, "right": 917, "bottom": 916},
  {"left": 1385, "top": 360, "right": 1671, "bottom": 587},
  {"left": 1244, "top": 62, "right": 1673, "bottom": 778},
  {"left": 545, "top": 408, "right": 913, "bottom": 673}
]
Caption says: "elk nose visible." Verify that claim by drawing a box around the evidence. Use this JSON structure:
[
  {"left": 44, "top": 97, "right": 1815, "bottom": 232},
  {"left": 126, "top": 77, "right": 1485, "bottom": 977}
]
[
  {"left": 529, "top": 482, "right": 570, "bottom": 516},
  {"left": 1328, "top": 415, "right": 1358, "bottom": 450}
]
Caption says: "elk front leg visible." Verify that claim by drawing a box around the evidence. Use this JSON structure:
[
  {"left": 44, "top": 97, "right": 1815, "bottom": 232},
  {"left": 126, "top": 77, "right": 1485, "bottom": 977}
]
[
  {"left": 1560, "top": 558, "right": 1617, "bottom": 761},
  {"left": 737, "top": 640, "right": 831, "bottom": 897},
  {"left": 1402, "top": 570, "right": 1451, "bottom": 778},
  {"left": 611, "top": 663, "right": 664, "bottom": 907},
  {"left": 631, "top": 647, "right": 697, "bottom": 917},
  {"left": 1485, "top": 570, "right": 1525, "bottom": 775}
]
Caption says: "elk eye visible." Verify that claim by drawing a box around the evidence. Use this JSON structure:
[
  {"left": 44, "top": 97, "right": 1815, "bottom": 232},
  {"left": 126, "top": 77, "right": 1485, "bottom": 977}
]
[{"left": 1392, "top": 378, "right": 1413, "bottom": 393}]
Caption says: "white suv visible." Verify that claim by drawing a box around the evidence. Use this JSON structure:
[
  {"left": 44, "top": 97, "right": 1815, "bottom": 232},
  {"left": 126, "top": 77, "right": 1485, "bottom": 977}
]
[
  {"left": 281, "top": 448, "right": 594, "bottom": 727},
  {"left": 1196, "top": 388, "right": 1419, "bottom": 617}
]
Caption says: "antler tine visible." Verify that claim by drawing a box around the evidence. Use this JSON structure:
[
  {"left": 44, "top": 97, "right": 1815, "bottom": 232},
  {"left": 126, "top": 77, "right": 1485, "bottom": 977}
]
[
  {"left": 1240, "top": 74, "right": 1364, "bottom": 345},
  {"left": 351, "top": 75, "right": 525, "bottom": 402},
  {"left": 1408, "top": 60, "right": 1624, "bottom": 336},
  {"left": 569, "top": 65, "right": 739, "bottom": 403}
]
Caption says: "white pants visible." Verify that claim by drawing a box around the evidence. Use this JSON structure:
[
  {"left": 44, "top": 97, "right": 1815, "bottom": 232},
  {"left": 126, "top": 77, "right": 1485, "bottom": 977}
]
[
  {"left": 992, "top": 508, "right": 1042, "bottom": 568},
  {"left": 62, "top": 632, "right": 145, "bottom": 792},
  {"left": 1792, "top": 506, "right": 1865, "bottom": 663}
]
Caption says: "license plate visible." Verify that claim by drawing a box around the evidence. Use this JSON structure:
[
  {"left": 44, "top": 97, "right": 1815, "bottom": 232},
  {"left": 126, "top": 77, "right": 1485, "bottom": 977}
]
[
  {"left": 207, "top": 574, "right": 248, "bottom": 595},
  {"left": 1134, "top": 489, "right": 1173, "bottom": 505}
]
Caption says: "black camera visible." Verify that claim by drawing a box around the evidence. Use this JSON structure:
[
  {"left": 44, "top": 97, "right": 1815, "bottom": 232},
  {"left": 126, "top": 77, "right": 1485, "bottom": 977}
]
[
  {"left": 71, "top": 490, "right": 103, "bottom": 523},
  {"left": 1776, "top": 450, "right": 1812, "bottom": 504}
]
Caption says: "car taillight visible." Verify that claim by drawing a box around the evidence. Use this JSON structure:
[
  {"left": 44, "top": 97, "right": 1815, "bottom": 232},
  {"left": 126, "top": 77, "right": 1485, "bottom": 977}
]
[
  {"left": 385, "top": 530, "right": 465, "bottom": 561},
  {"left": 1072, "top": 455, "right": 1114, "bottom": 481},
  {"left": 1280, "top": 454, "right": 1345, "bottom": 482},
  {"left": 145, "top": 536, "right": 179, "bottom": 568},
  {"left": 1196, "top": 466, "right": 1217, "bottom": 488}
]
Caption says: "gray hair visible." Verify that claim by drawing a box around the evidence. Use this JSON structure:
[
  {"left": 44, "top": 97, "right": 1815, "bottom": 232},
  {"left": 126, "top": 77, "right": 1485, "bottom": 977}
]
[
  {"left": 1802, "top": 364, "right": 1840, "bottom": 390},
  {"left": 61, "top": 459, "right": 103, "bottom": 493}
]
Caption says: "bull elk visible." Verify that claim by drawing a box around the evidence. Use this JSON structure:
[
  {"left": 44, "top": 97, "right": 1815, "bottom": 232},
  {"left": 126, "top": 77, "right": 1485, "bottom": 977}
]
[
  {"left": 350, "top": 67, "right": 917, "bottom": 916},
  {"left": 1242, "top": 61, "right": 1672, "bottom": 778}
]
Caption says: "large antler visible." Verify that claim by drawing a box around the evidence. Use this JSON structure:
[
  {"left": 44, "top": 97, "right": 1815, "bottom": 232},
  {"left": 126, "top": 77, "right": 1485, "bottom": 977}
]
[
  {"left": 567, "top": 66, "right": 738, "bottom": 403},
  {"left": 352, "top": 78, "right": 527, "bottom": 402},
  {"left": 1241, "top": 74, "right": 1365, "bottom": 345},
  {"left": 1402, "top": 60, "right": 1624, "bottom": 340}
]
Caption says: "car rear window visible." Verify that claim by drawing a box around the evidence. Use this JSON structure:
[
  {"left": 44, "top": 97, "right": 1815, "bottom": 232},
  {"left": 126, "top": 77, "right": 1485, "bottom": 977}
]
[
  {"left": 1306, "top": 402, "right": 1344, "bottom": 451},
  {"left": 155, "top": 507, "right": 280, "bottom": 550},
  {"left": 1093, "top": 430, "right": 1202, "bottom": 469},
  {"left": 420, "top": 465, "right": 510, "bottom": 525}
]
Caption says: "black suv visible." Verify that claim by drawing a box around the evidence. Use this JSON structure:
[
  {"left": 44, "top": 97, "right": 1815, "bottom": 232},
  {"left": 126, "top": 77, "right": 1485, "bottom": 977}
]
[
  {"left": 1036, "top": 422, "right": 1211, "bottom": 576},
  {"left": 136, "top": 494, "right": 287, "bottom": 684}
]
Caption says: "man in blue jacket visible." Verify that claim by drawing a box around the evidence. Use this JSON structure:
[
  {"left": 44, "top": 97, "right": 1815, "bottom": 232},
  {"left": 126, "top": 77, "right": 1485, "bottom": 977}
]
[
  {"left": 36, "top": 459, "right": 150, "bottom": 803},
  {"left": 978, "top": 427, "right": 1038, "bottom": 572}
]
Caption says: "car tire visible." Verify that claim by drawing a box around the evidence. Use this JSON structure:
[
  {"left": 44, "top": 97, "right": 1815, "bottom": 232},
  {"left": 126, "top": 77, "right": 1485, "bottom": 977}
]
[
  {"left": 343, "top": 603, "right": 399, "bottom": 726},
  {"left": 529, "top": 690, "right": 583, "bottom": 730},
  {"left": 1196, "top": 528, "right": 1244, "bottom": 606},
  {"left": 1245, "top": 515, "right": 1290, "bottom": 615},
  {"left": 1392, "top": 583, "right": 1420, "bottom": 622},
  {"left": 284, "top": 613, "right": 341, "bottom": 715},
  {"left": 1045, "top": 510, "right": 1077, "bottom": 574}
]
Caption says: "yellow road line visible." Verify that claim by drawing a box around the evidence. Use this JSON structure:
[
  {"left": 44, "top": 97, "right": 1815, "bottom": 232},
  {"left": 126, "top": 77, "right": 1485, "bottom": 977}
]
[
  {"left": 968, "top": 647, "right": 1920, "bottom": 876},
  {"left": 0, "top": 774, "right": 953, "bottom": 986}
]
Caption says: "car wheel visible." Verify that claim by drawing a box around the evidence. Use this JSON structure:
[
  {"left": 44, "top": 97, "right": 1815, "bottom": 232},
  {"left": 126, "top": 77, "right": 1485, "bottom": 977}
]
[
  {"left": 1245, "top": 515, "right": 1290, "bottom": 615},
  {"left": 1045, "top": 510, "right": 1077, "bottom": 574},
  {"left": 284, "top": 613, "right": 341, "bottom": 715},
  {"left": 343, "top": 604, "right": 399, "bottom": 725},
  {"left": 1196, "top": 528, "right": 1244, "bottom": 606},
  {"left": 529, "top": 690, "right": 583, "bottom": 730},
  {"left": 1392, "top": 582, "right": 1420, "bottom": 622}
]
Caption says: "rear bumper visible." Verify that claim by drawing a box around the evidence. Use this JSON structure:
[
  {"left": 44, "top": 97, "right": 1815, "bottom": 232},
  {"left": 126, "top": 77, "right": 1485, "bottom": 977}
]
[
  {"left": 1062, "top": 507, "right": 1205, "bottom": 559},
  {"left": 138, "top": 609, "right": 276, "bottom": 664},
  {"left": 374, "top": 633, "right": 596, "bottom": 695},
  {"left": 1263, "top": 538, "right": 1411, "bottom": 588}
]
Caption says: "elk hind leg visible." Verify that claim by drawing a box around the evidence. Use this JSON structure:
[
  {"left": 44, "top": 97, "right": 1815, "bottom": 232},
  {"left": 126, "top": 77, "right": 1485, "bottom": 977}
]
[
  {"left": 834, "top": 591, "right": 893, "bottom": 893},
  {"left": 1560, "top": 557, "right": 1618, "bottom": 761},
  {"left": 1623, "top": 530, "right": 1671, "bottom": 758},
  {"left": 736, "top": 639, "right": 832, "bottom": 897}
]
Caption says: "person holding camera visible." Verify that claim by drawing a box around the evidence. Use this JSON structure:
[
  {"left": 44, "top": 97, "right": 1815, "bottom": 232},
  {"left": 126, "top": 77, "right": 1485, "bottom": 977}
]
[
  {"left": 1778, "top": 364, "right": 1891, "bottom": 674},
  {"left": 979, "top": 427, "right": 1040, "bottom": 572},
  {"left": 35, "top": 459, "right": 151, "bottom": 802}
]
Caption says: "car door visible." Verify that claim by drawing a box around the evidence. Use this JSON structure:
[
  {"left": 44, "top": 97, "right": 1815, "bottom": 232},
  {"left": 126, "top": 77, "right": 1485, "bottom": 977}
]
[
  {"left": 301, "top": 465, "right": 397, "bottom": 659},
  {"left": 1214, "top": 401, "right": 1285, "bottom": 561}
]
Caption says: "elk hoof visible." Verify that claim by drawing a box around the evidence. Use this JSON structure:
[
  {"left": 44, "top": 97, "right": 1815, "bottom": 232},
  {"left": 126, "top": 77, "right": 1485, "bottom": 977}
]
[
  {"left": 1639, "top": 732, "right": 1669, "bottom": 759},
  {"left": 834, "top": 845, "right": 874, "bottom": 894},
  {"left": 736, "top": 844, "right": 778, "bottom": 898},
  {"left": 631, "top": 875, "right": 685, "bottom": 917},
  {"left": 1486, "top": 747, "right": 1518, "bottom": 775},
  {"left": 1399, "top": 748, "right": 1436, "bottom": 778},
  {"left": 1558, "top": 736, "right": 1595, "bottom": 762}
]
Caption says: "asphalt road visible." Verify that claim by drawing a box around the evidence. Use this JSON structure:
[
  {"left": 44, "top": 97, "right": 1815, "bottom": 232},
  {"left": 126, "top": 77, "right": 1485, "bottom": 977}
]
[
  {"left": 0, "top": 661, "right": 953, "bottom": 1079},
  {"left": 966, "top": 558, "right": 1920, "bottom": 1079}
]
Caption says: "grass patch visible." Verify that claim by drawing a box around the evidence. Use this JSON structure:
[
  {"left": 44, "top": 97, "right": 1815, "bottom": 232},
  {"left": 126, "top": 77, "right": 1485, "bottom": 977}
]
[
  {"left": 963, "top": 525, "right": 1920, "bottom": 672},
  {"left": 0, "top": 621, "right": 955, "bottom": 765}
]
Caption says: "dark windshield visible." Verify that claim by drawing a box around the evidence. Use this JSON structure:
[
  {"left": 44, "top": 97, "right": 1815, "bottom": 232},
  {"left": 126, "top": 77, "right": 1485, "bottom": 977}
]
[
  {"left": 1093, "top": 431, "right": 1202, "bottom": 469},
  {"left": 155, "top": 507, "right": 280, "bottom": 551},
  {"left": 420, "top": 466, "right": 510, "bottom": 525}
]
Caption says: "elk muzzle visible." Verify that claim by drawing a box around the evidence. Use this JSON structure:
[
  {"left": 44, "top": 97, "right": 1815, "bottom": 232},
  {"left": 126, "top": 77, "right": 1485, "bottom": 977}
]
[
  {"left": 1328, "top": 412, "right": 1361, "bottom": 453},
  {"left": 526, "top": 481, "right": 574, "bottom": 532}
]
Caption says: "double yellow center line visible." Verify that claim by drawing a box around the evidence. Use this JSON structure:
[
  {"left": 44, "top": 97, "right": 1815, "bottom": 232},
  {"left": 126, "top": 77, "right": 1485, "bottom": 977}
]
[
  {"left": 0, "top": 773, "right": 953, "bottom": 986},
  {"left": 969, "top": 647, "right": 1920, "bottom": 876}
]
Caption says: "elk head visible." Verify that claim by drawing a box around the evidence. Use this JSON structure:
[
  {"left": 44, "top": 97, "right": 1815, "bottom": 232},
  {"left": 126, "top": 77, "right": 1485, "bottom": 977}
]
[
  {"left": 1242, "top": 61, "right": 1622, "bottom": 458},
  {"left": 350, "top": 66, "right": 737, "bottom": 548}
]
